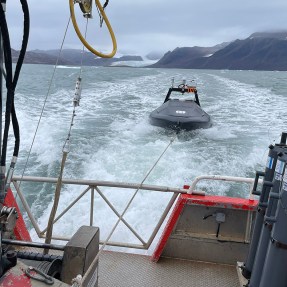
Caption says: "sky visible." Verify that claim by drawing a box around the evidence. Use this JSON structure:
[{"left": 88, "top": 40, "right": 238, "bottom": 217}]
[{"left": 6, "top": 0, "right": 287, "bottom": 57}]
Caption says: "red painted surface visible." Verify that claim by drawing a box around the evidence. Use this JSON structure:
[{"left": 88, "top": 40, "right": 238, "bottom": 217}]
[
  {"left": 4, "top": 188, "right": 32, "bottom": 241},
  {"left": 184, "top": 194, "right": 258, "bottom": 210},
  {"left": 0, "top": 266, "right": 32, "bottom": 287},
  {"left": 151, "top": 196, "right": 187, "bottom": 262},
  {"left": 151, "top": 193, "right": 258, "bottom": 262}
]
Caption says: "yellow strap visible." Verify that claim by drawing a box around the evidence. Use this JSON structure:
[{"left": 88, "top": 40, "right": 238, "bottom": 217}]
[{"left": 69, "top": 0, "right": 117, "bottom": 58}]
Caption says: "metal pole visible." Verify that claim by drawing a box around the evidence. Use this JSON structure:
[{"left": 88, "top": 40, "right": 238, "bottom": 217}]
[
  {"left": 241, "top": 142, "right": 284, "bottom": 279},
  {"left": 249, "top": 152, "right": 287, "bottom": 286},
  {"left": 12, "top": 181, "right": 42, "bottom": 236},
  {"left": 95, "top": 186, "right": 146, "bottom": 245},
  {"left": 90, "top": 187, "right": 94, "bottom": 226},
  {"left": 40, "top": 186, "right": 91, "bottom": 235},
  {"left": 259, "top": 156, "right": 287, "bottom": 287},
  {"left": 146, "top": 193, "right": 178, "bottom": 248},
  {"left": 2, "top": 239, "right": 65, "bottom": 251}
]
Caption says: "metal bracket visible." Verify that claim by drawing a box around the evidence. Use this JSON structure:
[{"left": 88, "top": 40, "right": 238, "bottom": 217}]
[
  {"left": 78, "top": 0, "right": 93, "bottom": 18},
  {"left": 0, "top": 206, "right": 18, "bottom": 238}
]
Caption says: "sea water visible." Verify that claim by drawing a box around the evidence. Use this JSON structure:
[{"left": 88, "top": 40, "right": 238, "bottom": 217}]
[{"left": 9, "top": 64, "right": 287, "bottom": 245}]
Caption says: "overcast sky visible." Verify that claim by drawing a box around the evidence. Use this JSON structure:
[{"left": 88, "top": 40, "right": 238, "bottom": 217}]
[{"left": 6, "top": 0, "right": 287, "bottom": 56}]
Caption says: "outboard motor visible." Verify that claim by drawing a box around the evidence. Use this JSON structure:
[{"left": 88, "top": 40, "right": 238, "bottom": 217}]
[
  {"left": 257, "top": 152, "right": 287, "bottom": 287},
  {"left": 241, "top": 132, "right": 287, "bottom": 280}
]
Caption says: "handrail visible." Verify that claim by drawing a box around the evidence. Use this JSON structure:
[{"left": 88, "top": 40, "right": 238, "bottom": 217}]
[
  {"left": 188, "top": 174, "right": 263, "bottom": 199},
  {"left": 11, "top": 174, "right": 258, "bottom": 250},
  {"left": 13, "top": 175, "right": 205, "bottom": 194},
  {"left": 11, "top": 175, "right": 203, "bottom": 250}
]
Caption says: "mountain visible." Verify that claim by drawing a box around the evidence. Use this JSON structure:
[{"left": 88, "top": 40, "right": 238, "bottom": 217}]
[
  {"left": 12, "top": 31, "right": 287, "bottom": 70},
  {"left": 150, "top": 32, "right": 287, "bottom": 71},
  {"left": 196, "top": 37, "right": 287, "bottom": 70},
  {"left": 12, "top": 48, "right": 69, "bottom": 65},
  {"left": 150, "top": 43, "right": 229, "bottom": 68},
  {"left": 145, "top": 51, "right": 165, "bottom": 60},
  {"left": 12, "top": 48, "right": 143, "bottom": 66}
]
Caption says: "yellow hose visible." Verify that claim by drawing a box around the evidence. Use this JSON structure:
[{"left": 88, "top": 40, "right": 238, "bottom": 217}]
[{"left": 69, "top": 0, "right": 117, "bottom": 58}]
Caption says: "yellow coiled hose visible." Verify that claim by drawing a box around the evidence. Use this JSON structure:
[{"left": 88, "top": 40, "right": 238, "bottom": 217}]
[{"left": 69, "top": 0, "right": 117, "bottom": 58}]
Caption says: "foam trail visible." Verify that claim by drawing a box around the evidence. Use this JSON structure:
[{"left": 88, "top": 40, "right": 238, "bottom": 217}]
[{"left": 12, "top": 66, "right": 287, "bottom": 246}]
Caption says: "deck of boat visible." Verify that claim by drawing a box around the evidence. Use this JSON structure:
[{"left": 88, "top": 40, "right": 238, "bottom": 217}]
[{"left": 99, "top": 251, "right": 240, "bottom": 287}]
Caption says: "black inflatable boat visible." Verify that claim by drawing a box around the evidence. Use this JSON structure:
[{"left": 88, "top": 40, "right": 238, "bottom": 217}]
[{"left": 149, "top": 80, "right": 211, "bottom": 130}]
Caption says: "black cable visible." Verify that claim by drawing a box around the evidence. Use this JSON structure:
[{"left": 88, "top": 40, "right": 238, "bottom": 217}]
[
  {"left": 103, "top": 0, "right": 109, "bottom": 9},
  {"left": 11, "top": 103, "right": 19, "bottom": 157},
  {"left": 0, "top": 2, "right": 13, "bottom": 167},
  {"left": 10, "top": 0, "right": 30, "bottom": 157},
  {"left": 0, "top": 0, "right": 29, "bottom": 164},
  {"left": 13, "top": 0, "right": 29, "bottom": 87}
]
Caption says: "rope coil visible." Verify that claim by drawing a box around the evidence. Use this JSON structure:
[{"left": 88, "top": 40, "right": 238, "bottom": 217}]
[{"left": 69, "top": 0, "right": 117, "bottom": 58}]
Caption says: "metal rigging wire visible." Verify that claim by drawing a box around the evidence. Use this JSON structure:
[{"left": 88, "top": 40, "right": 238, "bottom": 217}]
[
  {"left": 81, "top": 133, "right": 178, "bottom": 284},
  {"left": 16, "top": 17, "right": 71, "bottom": 194}
]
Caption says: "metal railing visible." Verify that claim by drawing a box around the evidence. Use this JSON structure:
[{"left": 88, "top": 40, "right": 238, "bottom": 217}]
[
  {"left": 188, "top": 174, "right": 262, "bottom": 244},
  {"left": 11, "top": 175, "right": 204, "bottom": 250},
  {"left": 11, "top": 174, "right": 259, "bottom": 250},
  {"left": 188, "top": 174, "right": 262, "bottom": 199}
]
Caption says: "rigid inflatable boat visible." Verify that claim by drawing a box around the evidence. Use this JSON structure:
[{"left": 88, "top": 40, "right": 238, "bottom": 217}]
[{"left": 149, "top": 80, "right": 211, "bottom": 130}]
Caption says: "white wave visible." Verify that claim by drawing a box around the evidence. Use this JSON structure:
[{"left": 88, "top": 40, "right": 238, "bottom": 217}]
[
  {"left": 14, "top": 67, "right": 287, "bottom": 246},
  {"left": 56, "top": 65, "right": 81, "bottom": 69}
]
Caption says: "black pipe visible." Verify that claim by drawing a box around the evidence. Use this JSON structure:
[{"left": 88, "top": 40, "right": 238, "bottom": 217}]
[
  {"left": 16, "top": 251, "right": 63, "bottom": 262},
  {"left": 2, "top": 239, "right": 65, "bottom": 251}
]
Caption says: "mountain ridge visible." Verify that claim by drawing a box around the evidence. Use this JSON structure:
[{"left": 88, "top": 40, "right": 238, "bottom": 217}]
[
  {"left": 150, "top": 31, "right": 287, "bottom": 70},
  {"left": 12, "top": 31, "right": 287, "bottom": 71},
  {"left": 12, "top": 48, "right": 143, "bottom": 66}
]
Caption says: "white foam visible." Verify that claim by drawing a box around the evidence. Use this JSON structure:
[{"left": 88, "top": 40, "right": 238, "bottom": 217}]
[
  {"left": 56, "top": 65, "right": 81, "bottom": 69},
  {"left": 13, "top": 67, "right": 287, "bottom": 247}
]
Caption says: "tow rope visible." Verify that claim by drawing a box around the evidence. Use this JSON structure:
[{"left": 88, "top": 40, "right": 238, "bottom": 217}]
[{"left": 80, "top": 133, "right": 177, "bottom": 284}]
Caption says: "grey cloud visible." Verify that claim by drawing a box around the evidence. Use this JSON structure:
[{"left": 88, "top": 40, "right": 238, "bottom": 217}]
[{"left": 6, "top": 0, "right": 287, "bottom": 56}]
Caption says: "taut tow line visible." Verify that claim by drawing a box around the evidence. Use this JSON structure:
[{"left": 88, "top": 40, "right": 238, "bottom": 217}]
[{"left": 80, "top": 133, "right": 177, "bottom": 285}]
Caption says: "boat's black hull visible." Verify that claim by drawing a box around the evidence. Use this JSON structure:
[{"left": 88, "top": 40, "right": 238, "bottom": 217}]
[
  {"left": 149, "top": 99, "right": 211, "bottom": 131},
  {"left": 149, "top": 116, "right": 211, "bottom": 130}
]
